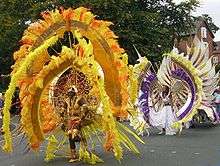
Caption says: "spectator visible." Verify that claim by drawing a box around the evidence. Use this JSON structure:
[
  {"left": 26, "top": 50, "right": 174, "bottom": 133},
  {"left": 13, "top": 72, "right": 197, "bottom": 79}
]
[
  {"left": 0, "top": 93, "right": 4, "bottom": 134},
  {"left": 0, "top": 92, "right": 4, "bottom": 119},
  {"left": 213, "top": 88, "right": 220, "bottom": 117}
]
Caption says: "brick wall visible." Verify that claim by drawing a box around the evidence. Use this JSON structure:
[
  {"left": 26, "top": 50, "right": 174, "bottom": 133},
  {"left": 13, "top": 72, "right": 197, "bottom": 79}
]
[
  {"left": 177, "top": 20, "right": 216, "bottom": 60},
  {"left": 198, "top": 21, "right": 215, "bottom": 57},
  {"left": 177, "top": 35, "right": 195, "bottom": 54}
]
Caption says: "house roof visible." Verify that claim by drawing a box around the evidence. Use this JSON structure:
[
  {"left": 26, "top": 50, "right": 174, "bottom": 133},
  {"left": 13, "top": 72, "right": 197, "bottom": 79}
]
[
  {"left": 178, "top": 17, "right": 215, "bottom": 38},
  {"left": 215, "top": 41, "right": 220, "bottom": 47},
  {"left": 213, "top": 41, "right": 220, "bottom": 55},
  {"left": 213, "top": 51, "right": 220, "bottom": 55},
  {"left": 196, "top": 16, "right": 215, "bottom": 38}
]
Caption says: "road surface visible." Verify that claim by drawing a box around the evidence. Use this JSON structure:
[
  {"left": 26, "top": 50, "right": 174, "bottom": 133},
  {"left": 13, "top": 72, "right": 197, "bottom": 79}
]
[{"left": 0, "top": 120, "right": 220, "bottom": 166}]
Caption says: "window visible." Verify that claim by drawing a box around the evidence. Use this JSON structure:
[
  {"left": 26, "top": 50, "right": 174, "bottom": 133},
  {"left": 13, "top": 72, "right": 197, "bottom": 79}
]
[
  {"left": 203, "top": 42, "right": 209, "bottom": 48},
  {"left": 201, "top": 42, "right": 209, "bottom": 57},
  {"left": 212, "top": 56, "right": 219, "bottom": 64},
  {"left": 201, "top": 27, "right": 207, "bottom": 39}
]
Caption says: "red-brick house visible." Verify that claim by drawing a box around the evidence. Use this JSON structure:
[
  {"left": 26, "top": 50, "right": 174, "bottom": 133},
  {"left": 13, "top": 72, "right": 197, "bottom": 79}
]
[
  {"left": 213, "top": 41, "right": 220, "bottom": 64},
  {"left": 176, "top": 17, "right": 220, "bottom": 65}
]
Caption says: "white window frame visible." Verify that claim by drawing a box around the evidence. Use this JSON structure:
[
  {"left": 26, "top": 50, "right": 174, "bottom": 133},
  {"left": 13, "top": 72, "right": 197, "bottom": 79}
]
[
  {"left": 201, "top": 27, "right": 207, "bottom": 39},
  {"left": 212, "top": 56, "right": 219, "bottom": 64}
]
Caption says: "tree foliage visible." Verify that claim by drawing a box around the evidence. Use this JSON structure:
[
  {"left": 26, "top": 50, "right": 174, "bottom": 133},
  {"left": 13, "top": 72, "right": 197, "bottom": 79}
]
[{"left": 0, "top": 0, "right": 218, "bottom": 90}]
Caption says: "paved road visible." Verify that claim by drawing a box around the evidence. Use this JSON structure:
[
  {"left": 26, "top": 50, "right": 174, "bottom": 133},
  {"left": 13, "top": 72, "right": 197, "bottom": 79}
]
[{"left": 0, "top": 121, "right": 220, "bottom": 166}]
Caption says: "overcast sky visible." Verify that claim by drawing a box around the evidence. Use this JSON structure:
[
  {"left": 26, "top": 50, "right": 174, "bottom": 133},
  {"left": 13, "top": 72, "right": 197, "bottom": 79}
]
[{"left": 173, "top": 0, "right": 220, "bottom": 41}]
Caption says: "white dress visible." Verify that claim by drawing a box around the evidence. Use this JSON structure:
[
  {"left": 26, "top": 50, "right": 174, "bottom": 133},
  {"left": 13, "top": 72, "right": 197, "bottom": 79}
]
[{"left": 149, "top": 93, "right": 177, "bottom": 135}]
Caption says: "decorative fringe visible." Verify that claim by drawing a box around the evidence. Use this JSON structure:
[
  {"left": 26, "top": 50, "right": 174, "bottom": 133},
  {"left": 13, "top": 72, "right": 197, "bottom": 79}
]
[
  {"left": 2, "top": 7, "right": 143, "bottom": 164},
  {"left": 166, "top": 52, "right": 203, "bottom": 127},
  {"left": 2, "top": 36, "right": 58, "bottom": 152},
  {"left": 129, "top": 57, "right": 149, "bottom": 106},
  {"left": 45, "top": 135, "right": 58, "bottom": 162},
  {"left": 79, "top": 147, "right": 104, "bottom": 165}
]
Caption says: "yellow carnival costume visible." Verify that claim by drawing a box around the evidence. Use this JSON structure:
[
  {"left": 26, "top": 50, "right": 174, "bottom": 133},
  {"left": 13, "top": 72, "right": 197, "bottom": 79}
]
[{"left": 2, "top": 7, "right": 143, "bottom": 164}]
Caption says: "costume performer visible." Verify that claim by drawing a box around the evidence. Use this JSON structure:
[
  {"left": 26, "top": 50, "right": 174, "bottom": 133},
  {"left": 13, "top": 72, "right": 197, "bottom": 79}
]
[
  {"left": 1, "top": 7, "right": 144, "bottom": 164},
  {"left": 157, "top": 85, "right": 177, "bottom": 135},
  {"left": 129, "top": 37, "right": 219, "bottom": 135}
]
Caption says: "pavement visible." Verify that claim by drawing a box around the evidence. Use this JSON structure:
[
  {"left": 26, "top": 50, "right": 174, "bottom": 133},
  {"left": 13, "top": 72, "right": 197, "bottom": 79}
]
[{"left": 0, "top": 119, "right": 220, "bottom": 166}]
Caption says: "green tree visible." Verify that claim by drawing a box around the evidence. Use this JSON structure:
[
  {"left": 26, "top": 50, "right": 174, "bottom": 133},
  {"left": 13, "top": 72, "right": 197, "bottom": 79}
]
[
  {"left": 55, "top": 0, "right": 201, "bottom": 63},
  {"left": 0, "top": 0, "right": 204, "bottom": 90}
]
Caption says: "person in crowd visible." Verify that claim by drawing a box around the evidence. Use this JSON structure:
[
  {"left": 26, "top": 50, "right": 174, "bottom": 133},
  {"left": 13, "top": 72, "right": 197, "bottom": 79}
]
[
  {"left": 0, "top": 92, "right": 4, "bottom": 134},
  {"left": 0, "top": 92, "right": 4, "bottom": 118},
  {"left": 213, "top": 87, "right": 220, "bottom": 117},
  {"left": 62, "top": 86, "right": 94, "bottom": 162},
  {"left": 157, "top": 85, "right": 177, "bottom": 135}
]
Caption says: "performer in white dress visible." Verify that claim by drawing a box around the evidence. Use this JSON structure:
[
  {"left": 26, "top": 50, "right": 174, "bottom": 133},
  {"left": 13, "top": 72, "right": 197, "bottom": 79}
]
[
  {"left": 132, "top": 37, "right": 219, "bottom": 135},
  {"left": 158, "top": 86, "right": 177, "bottom": 135}
]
